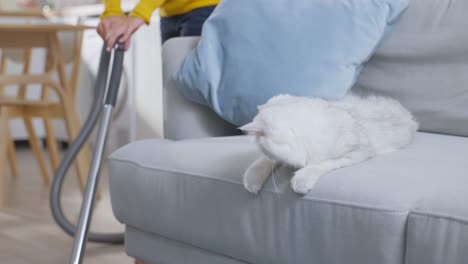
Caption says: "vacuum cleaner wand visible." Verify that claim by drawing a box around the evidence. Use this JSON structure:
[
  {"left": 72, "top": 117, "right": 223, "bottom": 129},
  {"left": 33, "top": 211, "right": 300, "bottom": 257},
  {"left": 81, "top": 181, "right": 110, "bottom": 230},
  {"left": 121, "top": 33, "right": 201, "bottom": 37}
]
[{"left": 69, "top": 43, "right": 125, "bottom": 264}]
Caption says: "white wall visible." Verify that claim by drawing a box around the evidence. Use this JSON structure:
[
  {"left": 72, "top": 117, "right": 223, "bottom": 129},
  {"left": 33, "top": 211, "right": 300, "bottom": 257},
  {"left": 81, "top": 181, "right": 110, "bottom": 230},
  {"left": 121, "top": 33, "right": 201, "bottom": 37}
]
[
  {"left": 132, "top": 15, "right": 164, "bottom": 140},
  {"left": 0, "top": 0, "right": 22, "bottom": 11}
]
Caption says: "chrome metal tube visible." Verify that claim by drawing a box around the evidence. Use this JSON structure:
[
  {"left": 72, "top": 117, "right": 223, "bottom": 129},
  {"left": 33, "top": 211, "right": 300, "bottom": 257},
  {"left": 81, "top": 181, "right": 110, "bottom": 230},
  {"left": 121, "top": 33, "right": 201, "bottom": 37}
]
[{"left": 69, "top": 105, "right": 114, "bottom": 264}]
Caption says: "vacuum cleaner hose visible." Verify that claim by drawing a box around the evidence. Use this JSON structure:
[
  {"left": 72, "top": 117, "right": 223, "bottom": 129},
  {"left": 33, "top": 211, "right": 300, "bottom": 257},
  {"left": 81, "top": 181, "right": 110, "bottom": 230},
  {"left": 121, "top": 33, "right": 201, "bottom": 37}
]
[{"left": 50, "top": 45, "right": 124, "bottom": 244}]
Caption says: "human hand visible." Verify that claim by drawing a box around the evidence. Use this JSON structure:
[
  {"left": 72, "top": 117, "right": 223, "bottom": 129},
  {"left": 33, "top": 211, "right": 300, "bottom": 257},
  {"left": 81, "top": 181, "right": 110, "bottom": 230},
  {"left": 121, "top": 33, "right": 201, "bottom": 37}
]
[
  {"left": 97, "top": 16, "right": 145, "bottom": 51},
  {"left": 16, "top": 0, "right": 39, "bottom": 8}
]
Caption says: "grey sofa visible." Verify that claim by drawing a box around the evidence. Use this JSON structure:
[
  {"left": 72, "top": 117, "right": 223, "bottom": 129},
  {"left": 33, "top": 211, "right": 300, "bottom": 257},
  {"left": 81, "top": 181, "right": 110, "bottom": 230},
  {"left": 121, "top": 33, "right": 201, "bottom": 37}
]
[{"left": 108, "top": 0, "right": 468, "bottom": 263}]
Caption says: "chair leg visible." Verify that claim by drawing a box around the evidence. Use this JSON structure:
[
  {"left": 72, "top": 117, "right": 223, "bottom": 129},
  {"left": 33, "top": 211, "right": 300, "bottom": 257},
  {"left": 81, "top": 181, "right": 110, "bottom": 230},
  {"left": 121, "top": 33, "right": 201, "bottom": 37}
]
[
  {"left": 23, "top": 116, "right": 50, "bottom": 185},
  {"left": 0, "top": 108, "right": 10, "bottom": 208},
  {"left": 7, "top": 135, "right": 17, "bottom": 177},
  {"left": 43, "top": 117, "right": 60, "bottom": 172},
  {"left": 41, "top": 52, "right": 60, "bottom": 173}
]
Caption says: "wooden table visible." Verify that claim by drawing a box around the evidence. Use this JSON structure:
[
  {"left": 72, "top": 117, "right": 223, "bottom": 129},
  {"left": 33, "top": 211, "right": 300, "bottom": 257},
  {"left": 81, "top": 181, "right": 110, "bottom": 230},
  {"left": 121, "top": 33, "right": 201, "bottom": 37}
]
[
  {"left": 0, "top": 0, "right": 137, "bottom": 17},
  {"left": 0, "top": 22, "right": 95, "bottom": 207},
  {"left": 0, "top": 10, "right": 46, "bottom": 17}
]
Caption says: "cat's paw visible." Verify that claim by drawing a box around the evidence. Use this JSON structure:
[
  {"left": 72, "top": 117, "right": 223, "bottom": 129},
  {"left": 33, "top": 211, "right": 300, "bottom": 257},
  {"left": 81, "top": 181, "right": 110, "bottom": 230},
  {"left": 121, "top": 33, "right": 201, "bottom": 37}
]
[
  {"left": 290, "top": 166, "right": 323, "bottom": 194},
  {"left": 243, "top": 157, "right": 274, "bottom": 194},
  {"left": 243, "top": 170, "right": 264, "bottom": 194},
  {"left": 243, "top": 166, "right": 266, "bottom": 194}
]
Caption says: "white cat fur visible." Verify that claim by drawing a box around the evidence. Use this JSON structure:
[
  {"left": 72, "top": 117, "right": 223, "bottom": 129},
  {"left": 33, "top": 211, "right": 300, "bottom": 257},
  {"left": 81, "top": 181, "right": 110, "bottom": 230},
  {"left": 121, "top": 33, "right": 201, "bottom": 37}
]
[{"left": 240, "top": 93, "right": 418, "bottom": 194}]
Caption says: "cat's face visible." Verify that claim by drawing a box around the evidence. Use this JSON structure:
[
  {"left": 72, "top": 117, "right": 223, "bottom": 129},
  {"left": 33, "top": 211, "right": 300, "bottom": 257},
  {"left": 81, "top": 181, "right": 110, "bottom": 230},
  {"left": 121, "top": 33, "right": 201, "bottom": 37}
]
[{"left": 240, "top": 95, "right": 309, "bottom": 168}]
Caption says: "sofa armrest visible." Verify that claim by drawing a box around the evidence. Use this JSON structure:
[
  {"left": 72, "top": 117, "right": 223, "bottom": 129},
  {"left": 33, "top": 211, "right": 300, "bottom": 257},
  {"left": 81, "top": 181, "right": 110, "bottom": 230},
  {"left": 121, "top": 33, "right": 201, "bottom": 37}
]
[{"left": 162, "top": 37, "right": 239, "bottom": 140}]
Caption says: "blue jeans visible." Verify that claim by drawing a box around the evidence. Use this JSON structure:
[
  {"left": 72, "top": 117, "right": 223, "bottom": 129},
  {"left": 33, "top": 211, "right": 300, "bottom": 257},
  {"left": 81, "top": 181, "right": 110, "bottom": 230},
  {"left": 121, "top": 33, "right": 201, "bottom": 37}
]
[{"left": 160, "top": 5, "right": 216, "bottom": 43}]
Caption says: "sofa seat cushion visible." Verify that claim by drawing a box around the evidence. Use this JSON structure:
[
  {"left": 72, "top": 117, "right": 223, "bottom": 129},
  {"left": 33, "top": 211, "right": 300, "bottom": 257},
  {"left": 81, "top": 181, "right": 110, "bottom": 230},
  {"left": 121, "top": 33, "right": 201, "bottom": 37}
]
[
  {"left": 108, "top": 133, "right": 468, "bottom": 264},
  {"left": 405, "top": 153, "right": 468, "bottom": 264}
]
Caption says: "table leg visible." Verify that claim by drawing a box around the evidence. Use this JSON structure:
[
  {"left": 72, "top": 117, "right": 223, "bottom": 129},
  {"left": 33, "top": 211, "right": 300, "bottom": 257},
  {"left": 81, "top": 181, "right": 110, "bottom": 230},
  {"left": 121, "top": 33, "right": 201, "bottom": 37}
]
[{"left": 0, "top": 107, "right": 10, "bottom": 208}]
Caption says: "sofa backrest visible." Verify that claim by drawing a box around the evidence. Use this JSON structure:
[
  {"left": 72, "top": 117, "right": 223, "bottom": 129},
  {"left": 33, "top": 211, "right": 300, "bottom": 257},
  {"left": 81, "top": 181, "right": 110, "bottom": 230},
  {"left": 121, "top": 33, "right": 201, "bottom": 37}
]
[
  {"left": 162, "top": 37, "right": 239, "bottom": 140},
  {"left": 353, "top": 0, "right": 468, "bottom": 137},
  {"left": 162, "top": 0, "right": 468, "bottom": 139}
]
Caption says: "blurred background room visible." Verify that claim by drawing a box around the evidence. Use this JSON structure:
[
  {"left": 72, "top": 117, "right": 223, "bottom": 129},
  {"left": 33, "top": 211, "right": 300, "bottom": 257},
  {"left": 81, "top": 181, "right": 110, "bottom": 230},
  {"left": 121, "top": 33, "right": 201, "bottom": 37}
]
[{"left": 0, "top": 0, "right": 163, "bottom": 262}]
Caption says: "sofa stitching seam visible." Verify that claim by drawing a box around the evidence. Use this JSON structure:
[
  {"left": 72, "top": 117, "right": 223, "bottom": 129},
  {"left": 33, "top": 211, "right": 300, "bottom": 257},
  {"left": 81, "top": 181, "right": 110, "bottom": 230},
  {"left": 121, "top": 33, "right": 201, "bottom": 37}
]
[
  {"left": 110, "top": 158, "right": 409, "bottom": 215},
  {"left": 409, "top": 211, "right": 468, "bottom": 225},
  {"left": 127, "top": 225, "right": 254, "bottom": 264},
  {"left": 110, "top": 157, "right": 244, "bottom": 185}
]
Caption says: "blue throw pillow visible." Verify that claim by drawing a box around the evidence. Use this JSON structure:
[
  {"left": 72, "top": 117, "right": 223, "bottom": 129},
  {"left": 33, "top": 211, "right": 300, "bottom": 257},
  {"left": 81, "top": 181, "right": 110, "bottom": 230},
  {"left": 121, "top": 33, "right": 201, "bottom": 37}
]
[{"left": 174, "top": 0, "right": 409, "bottom": 126}]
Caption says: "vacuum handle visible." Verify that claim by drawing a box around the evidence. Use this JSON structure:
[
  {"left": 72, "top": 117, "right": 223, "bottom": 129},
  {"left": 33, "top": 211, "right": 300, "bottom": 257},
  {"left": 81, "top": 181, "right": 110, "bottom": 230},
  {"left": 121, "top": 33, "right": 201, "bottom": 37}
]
[
  {"left": 94, "top": 45, "right": 112, "bottom": 99},
  {"left": 68, "top": 43, "right": 125, "bottom": 264},
  {"left": 105, "top": 43, "right": 125, "bottom": 106}
]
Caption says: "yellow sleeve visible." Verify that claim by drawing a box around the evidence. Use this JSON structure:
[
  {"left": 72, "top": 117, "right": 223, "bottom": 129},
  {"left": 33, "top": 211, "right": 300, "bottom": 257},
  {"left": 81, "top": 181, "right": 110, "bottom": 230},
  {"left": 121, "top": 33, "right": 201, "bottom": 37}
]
[
  {"left": 101, "top": 0, "right": 125, "bottom": 18},
  {"left": 129, "top": 0, "right": 165, "bottom": 24}
]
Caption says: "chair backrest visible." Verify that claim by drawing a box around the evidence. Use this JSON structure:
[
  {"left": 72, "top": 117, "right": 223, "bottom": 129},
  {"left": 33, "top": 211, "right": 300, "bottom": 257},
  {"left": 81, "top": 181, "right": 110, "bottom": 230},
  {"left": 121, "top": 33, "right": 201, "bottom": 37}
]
[
  {"left": 162, "top": 0, "right": 468, "bottom": 139},
  {"left": 0, "top": 15, "right": 85, "bottom": 102}
]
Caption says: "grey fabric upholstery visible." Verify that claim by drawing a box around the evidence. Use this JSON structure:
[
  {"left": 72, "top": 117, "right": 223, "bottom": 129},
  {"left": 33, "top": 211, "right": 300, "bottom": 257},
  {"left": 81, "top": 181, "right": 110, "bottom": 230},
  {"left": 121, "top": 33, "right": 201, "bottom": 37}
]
[
  {"left": 109, "top": 0, "right": 468, "bottom": 262},
  {"left": 353, "top": 0, "right": 468, "bottom": 136},
  {"left": 109, "top": 133, "right": 468, "bottom": 264},
  {"left": 125, "top": 227, "right": 248, "bottom": 264},
  {"left": 162, "top": 0, "right": 468, "bottom": 138},
  {"left": 162, "top": 37, "right": 239, "bottom": 140},
  {"left": 406, "top": 164, "right": 468, "bottom": 264}
]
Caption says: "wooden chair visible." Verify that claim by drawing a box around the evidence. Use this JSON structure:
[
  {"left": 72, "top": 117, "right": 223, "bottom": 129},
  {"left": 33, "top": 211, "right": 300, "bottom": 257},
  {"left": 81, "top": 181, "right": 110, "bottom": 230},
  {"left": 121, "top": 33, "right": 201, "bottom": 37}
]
[
  {"left": 0, "top": 48, "right": 48, "bottom": 179},
  {"left": 0, "top": 22, "right": 93, "bottom": 207}
]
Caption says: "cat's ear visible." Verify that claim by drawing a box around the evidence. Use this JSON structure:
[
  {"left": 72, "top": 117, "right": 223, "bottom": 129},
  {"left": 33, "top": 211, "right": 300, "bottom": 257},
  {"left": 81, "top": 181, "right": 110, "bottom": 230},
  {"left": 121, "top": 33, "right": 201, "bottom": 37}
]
[{"left": 239, "top": 122, "right": 265, "bottom": 136}]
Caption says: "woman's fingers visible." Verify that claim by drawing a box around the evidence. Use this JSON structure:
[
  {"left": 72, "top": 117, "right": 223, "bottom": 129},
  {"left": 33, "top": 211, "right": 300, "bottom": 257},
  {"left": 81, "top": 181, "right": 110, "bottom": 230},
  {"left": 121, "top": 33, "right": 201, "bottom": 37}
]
[
  {"left": 117, "top": 17, "right": 144, "bottom": 50},
  {"left": 97, "top": 16, "right": 144, "bottom": 51},
  {"left": 16, "top": 0, "right": 38, "bottom": 8},
  {"left": 97, "top": 16, "right": 124, "bottom": 51},
  {"left": 119, "top": 27, "right": 134, "bottom": 48},
  {"left": 106, "top": 29, "right": 124, "bottom": 51},
  {"left": 119, "top": 27, "right": 132, "bottom": 43},
  {"left": 97, "top": 22, "right": 103, "bottom": 37},
  {"left": 106, "top": 22, "right": 127, "bottom": 51},
  {"left": 97, "top": 20, "right": 114, "bottom": 50},
  {"left": 124, "top": 39, "right": 131, "bottom": 51}
]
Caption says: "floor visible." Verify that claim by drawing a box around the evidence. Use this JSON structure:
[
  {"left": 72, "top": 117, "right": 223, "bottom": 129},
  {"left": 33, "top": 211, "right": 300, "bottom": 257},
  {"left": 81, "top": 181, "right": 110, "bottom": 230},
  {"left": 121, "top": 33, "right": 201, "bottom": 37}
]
[{"left": 0, "top": 146, "right": 133, "bottom": 264}]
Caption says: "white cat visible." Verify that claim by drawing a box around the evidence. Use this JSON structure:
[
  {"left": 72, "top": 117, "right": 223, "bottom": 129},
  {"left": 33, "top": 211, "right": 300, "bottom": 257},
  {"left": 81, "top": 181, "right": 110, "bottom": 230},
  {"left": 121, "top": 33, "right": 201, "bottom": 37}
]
[{"left": 240, "top": 93, "right": 418, "bottom": 194}]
